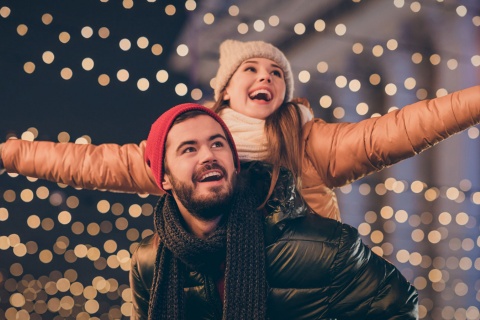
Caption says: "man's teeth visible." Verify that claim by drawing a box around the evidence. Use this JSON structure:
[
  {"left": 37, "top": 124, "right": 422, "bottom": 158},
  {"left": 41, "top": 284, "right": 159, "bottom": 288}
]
[
  {"left": 249, "top": 89, "right": 272, "bottom": 101},
  {"left": 200, "top": 172, "right": 221, "bottom": 181}
]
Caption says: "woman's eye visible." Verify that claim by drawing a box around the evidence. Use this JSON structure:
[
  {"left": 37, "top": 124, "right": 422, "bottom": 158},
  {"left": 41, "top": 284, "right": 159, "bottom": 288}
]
[
  {"left": 212, "top": 141, "right": 224, "bottom": 148},
  {"left": 245, "top": 66, "right": 256, "bottom": 72},
  {"left": 272, "top": 70, "right": 282, "bottom": 77}
]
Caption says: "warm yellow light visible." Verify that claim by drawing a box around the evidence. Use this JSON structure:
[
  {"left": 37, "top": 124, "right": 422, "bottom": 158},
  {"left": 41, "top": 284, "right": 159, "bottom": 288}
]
[
  {"left": 42, "top": 13, "right": 53, "bottom": 25},
  {"left": 319, "top": 95, "right": 332, "bottom": 108},
  {"left": 117, "top": 69, "right": 129, "bottom": 82},
  {"left": 253, "top": 20, "right": 265, "bottom": 32},
  {"left": 151, "top": 44, "right": 163, "bottom": 56},
  {"left": 269, "top": 15, "right": 280, "bottom": 27},
  {"left": 17, "top": 24, "right": 28, "bottom": 36},
  {"left": 298, "top": 71, "right": 310, "bottom": 83},
  {"left": 98, "top": 27, "right": 110, "bottom": 39},
  {"left": 175, "top": 83, "right": 188, "bottom": 96},
  {"left": 123, "top": 0, "right": 133, "bottom": 9},
  {"left": 137, "top": 36, "right": 149, "bottom": 49},
  {"left": 177, "top": 44, "right": 189, "bottom": 57},
  {"left": 237, "top": 23, "right": 248, "bottom": 34},
  {"left": 81, "top": 26, "right": 93, "bottom": 38},
  {"left": 165, "top": 4, "right": 176, "bottom": 16},
  {"left": 98, "top": 74, "right": 110, "bottom": 86},
  {"left": 314, "top": 19, "right": 326, "bottom": 32},
  {"left": 119, "top": 38, "right": 131, "bottom": 51},
  {"left": 156, "top": 70, "right": 169, "bottom": 83},
  {"left": 203, "top": 13, "right": 214, "bottom": 25},
  {"left": 185, "top": 0, "right": 197, "bottom": 11},
  {"left": 82, "top": 58, "right": 94, "bottom": 71},
  {"left": 335, "top": 23, "right": 346, "bottom": 36},
  {"left": 128, "top": 204, "right": 142, "bottom": 218},
  {"left": 294, "top": 23, "right": 306, "bottom": 35},
  {"left": 352, "top": 43, "right": 363, "bottom": 54},
  {"left": 137, "top": 78, "right": 150, "bottom": 91},
  {"left": 333, "top": 107, "right": 345, "bottom": 119},
  {"left": 59, "top": 31, "right": 70, "bottom": 43},
  {"left": 0, "top": 6, "right": 12, "bottom": 18}
]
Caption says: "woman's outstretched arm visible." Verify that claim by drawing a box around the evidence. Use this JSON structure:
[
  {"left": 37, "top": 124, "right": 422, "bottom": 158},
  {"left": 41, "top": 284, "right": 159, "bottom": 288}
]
[
  {"left": 305, "top": 85, "right": 480, "bottom": 189},
  {"left": 1, "top": 139, "right": 162, "bottom": 195}
]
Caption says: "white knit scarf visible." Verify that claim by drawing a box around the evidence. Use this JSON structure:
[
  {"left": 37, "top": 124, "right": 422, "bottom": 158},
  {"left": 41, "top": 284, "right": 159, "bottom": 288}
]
[{"left": 219, "top": 104, "right": 313, "bottom": 161}]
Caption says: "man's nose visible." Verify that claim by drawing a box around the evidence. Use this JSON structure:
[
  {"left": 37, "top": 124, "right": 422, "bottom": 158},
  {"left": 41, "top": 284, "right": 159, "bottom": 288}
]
[{"left": 199, "top": 146, "right": 216, "bottom": 164}]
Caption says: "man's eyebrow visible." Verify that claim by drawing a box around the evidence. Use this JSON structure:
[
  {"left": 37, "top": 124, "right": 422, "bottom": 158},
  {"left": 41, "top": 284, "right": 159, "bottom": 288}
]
[
  {"left": 175, "top": 134, "right": 228, "bottom": 152},
  {"left": 209, "top": 133, "right": 228, "bottom": 142},
  {"left": 176, "top": 140, "right": 197, "bottom": 153}
]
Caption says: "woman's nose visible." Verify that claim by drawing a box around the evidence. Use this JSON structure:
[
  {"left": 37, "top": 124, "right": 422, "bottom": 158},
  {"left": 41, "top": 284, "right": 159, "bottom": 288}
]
[{"left": 259, "top": 71, "right": 271, "bottom": 83}]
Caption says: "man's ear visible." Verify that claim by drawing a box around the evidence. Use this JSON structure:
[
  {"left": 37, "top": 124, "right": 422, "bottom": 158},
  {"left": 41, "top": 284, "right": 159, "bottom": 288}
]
[{"left": 162, "top": 174, "right": 173, "bottom": 191}]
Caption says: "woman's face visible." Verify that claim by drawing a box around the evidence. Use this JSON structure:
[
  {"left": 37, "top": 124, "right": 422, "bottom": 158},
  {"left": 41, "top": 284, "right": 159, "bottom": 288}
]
[{"left": 223, "top": 58, "right": 286, "bottom": 120}]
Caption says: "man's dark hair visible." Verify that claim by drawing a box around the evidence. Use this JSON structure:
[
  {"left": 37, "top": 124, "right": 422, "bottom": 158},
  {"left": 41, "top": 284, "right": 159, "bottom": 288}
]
[{"left": 172, "top": 109, "right": 209, "bottom": 125}]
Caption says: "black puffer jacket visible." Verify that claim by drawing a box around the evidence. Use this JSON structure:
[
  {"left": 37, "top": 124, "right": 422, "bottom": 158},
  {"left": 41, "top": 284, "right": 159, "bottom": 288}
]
[{"left": 130, "top": 162, "right": 418, "bottom": 319}]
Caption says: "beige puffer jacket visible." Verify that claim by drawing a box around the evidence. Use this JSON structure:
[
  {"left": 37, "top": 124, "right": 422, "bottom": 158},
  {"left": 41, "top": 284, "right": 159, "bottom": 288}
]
[{"left": 2, "top": 86, "right": 480, "bottom": 221}]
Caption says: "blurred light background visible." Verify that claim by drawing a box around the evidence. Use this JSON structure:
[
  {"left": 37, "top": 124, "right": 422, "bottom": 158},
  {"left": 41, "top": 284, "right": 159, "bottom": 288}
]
[{"left": 0, "top": 0, "right": 479, "bottom": 319}]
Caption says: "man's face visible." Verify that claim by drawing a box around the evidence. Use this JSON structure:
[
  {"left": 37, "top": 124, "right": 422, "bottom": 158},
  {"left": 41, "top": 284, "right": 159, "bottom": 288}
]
[{"left": 162, "top": 114, "right": 237, "bottom": 220}]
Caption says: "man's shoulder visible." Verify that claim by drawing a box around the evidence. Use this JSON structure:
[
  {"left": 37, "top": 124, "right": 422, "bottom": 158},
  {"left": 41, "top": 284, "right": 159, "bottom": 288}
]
[
  {"left": 138, "top": 232, "right": 158, "bottom": 245},
  {"left": 279, "top": 212, "right": 361, "bottom": 246},
  {"left": 265, "top": 213, "right": 365, "bottom": 291},
  {"left": 132, "top": 233, "right": 159, "bottom": 262}
]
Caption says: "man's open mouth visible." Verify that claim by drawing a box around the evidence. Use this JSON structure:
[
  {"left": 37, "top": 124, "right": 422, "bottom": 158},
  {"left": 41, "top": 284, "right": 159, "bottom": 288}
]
[{"left": 198, "top": 171, "right": 223, "bottom": 182}]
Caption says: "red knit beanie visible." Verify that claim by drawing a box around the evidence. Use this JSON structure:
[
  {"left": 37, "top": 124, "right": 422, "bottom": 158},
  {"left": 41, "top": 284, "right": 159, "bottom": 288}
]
[{"left": 145, "top": 103, "right": 240, "bottom": 192}]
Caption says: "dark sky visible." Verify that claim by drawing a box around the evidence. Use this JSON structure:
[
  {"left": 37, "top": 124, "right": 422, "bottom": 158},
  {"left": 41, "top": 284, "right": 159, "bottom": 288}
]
[{"left": 1, "top": 0, "right": 191, "bottom": 145}]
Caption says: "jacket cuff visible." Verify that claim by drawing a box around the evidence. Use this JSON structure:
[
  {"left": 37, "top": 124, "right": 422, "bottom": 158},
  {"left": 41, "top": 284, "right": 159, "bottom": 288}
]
[{"left": 0, "top": 142, "right": 5, "bottom": 173}]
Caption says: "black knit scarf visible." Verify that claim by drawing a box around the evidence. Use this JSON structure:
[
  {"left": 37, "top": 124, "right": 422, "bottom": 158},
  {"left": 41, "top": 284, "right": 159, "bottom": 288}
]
[{"left": 148, "top": 186, "right": 267, "bottom": 320}]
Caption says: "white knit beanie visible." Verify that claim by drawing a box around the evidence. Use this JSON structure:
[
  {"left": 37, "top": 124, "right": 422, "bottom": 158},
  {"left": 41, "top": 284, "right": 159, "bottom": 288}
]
[{"left": 214, "top": 39, "right": 294, "bottom": 102}]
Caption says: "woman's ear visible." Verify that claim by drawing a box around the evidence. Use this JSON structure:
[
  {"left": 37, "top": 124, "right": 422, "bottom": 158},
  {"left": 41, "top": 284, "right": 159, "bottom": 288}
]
[{"left": 223, "top": 89, "right": 230, "bottom": 101}]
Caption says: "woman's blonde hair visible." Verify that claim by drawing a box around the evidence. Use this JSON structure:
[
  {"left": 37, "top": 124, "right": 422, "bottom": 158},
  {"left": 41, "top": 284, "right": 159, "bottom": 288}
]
[{"left": 211, "top": 94, "right": 306, "bottom": 208}]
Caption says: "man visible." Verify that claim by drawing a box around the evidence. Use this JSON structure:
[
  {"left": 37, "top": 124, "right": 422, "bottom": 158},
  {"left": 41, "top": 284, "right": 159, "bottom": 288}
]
[{"left": 130, "top": 103, "right": 418, "bottom": 320}]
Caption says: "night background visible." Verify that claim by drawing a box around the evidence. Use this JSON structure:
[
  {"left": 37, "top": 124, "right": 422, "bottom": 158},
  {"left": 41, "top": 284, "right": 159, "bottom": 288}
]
[{"left": 1, "top": 0, "right": 479, "bottom": 319}]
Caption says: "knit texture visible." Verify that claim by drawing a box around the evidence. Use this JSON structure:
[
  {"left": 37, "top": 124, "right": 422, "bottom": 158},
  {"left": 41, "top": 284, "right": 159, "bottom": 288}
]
[
  {"left": 219, "top": 108, "right": 269, "bottom": 161},
  {"left": 144, "top": 103, "right": 240, "bottom": 193},
  {"left": 147, "top": 184, "right": 267, "bottom": 320},
  {"left": 218, "top": 104, "right": 314, "bottom": 161},
  {"left": 214, "top": 39, "right": 294, "bottom": 102}
]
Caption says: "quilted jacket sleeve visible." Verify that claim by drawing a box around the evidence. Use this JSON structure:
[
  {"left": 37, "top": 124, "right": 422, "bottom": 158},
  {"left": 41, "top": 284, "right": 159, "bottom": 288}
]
[
  {"left": 130, "top": 257, "right": 149, "bottom": 320},
  {"left": 304, "top": 85, "right": 480, "bottom": 188},
  {"left": 1, "top": 139, "right": 162, "bottom": 195},
  {"left": 130, "top": 234, "right": 157, "bottom": 320},
  {"left": 327, "top": 224, "right": 418, "bottom": 319}
]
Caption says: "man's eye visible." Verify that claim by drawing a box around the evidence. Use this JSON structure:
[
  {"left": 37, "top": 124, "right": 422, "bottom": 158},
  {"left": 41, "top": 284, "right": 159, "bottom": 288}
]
[
  {"left": 212, "top": 141, "right": 224, "bottom": 148},
  {"left": 182, "top": 147, "right": 195, "bottom": 154}
]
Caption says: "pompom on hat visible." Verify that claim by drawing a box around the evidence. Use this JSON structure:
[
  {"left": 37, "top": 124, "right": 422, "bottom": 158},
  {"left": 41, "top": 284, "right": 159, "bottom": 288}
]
[
  {"left": 214, "top": 39, "right": 294, "bottom": 103},
  {"left": 145, "top": 103, "right": 241, "bottom": 193}
]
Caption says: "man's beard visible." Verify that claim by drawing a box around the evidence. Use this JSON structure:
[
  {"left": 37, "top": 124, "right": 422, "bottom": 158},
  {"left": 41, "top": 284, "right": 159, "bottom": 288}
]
[{"left": 169, "top": 164, "right": 236, "bottom": 221}]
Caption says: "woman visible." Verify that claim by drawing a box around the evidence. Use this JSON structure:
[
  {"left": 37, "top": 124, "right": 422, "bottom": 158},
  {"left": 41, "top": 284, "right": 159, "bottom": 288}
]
[{"left": 1, "top": 39, "right": 479, "bottom": 220}]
